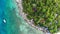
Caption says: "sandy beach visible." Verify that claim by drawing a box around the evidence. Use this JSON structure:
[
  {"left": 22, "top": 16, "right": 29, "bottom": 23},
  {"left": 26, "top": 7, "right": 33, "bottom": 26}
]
[{"left": 16, "top": 0, "right": 51, "bottom": 34}]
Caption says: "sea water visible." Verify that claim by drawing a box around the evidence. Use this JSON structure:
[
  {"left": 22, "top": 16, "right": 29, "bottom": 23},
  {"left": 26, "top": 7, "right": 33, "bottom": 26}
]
[
  {"left": 0, "top": 0, "right": 6, "bottom": 34},
  {"left": 0, "top": 0, "right": 44, "bottom": 34}
]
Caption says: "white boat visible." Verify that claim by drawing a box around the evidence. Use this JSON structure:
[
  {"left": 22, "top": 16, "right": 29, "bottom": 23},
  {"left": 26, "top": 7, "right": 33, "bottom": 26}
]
[{"left": 3, "top": 19, "right": 6, "bottom": 23}]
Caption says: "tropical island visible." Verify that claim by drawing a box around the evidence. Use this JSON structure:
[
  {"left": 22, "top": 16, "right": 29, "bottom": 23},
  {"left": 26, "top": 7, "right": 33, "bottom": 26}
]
[{"left": 16, "top": 0, "right": 60, "bottom": 34}]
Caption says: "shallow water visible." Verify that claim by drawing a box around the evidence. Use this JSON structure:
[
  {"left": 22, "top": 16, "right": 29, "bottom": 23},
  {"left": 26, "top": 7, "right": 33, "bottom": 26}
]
[{"left": 0, "top": 0, "right": 44, "bottom": 34}]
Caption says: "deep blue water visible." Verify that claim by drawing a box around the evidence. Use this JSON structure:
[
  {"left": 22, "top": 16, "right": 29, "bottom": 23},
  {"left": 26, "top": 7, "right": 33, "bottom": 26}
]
[{"left": 0, "top": 0, "right": 6, "bottom": 34}]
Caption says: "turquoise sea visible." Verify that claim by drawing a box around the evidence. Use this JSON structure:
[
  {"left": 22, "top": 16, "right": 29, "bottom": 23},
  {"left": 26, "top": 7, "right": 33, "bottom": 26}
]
[{"left": 0, "top": 0, "right": 44, "bottom": 34}]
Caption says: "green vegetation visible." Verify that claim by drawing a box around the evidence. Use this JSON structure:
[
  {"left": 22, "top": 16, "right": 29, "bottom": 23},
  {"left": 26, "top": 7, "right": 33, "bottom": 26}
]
[{"left": 22, "top": 0, "right": 60, "bottom": 33}]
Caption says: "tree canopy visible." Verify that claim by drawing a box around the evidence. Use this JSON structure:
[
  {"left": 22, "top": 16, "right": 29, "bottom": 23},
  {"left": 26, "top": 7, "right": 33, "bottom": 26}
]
[{"left": 22, "top": 0, "right": 60, "bottom": 33}]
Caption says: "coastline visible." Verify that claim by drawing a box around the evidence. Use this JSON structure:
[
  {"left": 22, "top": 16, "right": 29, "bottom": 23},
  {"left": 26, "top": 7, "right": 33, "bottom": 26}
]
[{"left": 16, "top": 0, "right": 50, "bottom": 34}]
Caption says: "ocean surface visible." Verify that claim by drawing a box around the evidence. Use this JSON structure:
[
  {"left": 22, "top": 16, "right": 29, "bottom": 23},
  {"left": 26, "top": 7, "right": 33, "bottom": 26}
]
[{"left": 0, "top": 0, "right": 44, "bottom": 34}]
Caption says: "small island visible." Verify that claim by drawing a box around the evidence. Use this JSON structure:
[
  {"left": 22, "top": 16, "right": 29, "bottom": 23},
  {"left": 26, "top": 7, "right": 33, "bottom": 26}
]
[{"left": 16, "top": 0, "right": 60, "bottom": 34}]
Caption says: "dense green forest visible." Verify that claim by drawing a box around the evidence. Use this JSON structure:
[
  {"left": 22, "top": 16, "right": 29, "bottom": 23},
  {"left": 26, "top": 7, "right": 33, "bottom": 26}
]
[{"left": 22, "top": 0, "right": 60, "bottom": 33}]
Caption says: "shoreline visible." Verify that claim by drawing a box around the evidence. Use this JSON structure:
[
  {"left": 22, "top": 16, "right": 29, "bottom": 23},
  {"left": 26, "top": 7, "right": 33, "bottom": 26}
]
[{"left": 16, "top": 0, "right": 50, "bottom": 34}]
